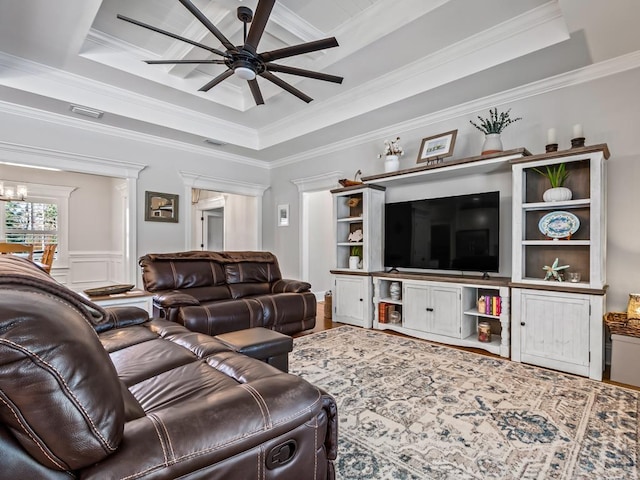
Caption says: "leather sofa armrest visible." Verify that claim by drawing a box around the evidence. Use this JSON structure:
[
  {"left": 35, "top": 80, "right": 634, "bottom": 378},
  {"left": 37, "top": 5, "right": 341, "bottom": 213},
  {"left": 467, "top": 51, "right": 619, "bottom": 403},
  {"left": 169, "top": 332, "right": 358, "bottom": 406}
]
[
  {"left": 271, "top": 279, "right": 311, "bottom": 293},
  {"left": 81, "top": 374, "right": 330, "bottom": 479},
  {"left": 155, "top": 291, "right": 201, "bottom": 308},
  {"left": 93, "top": 306, "right": 149, "bottom": 333}
]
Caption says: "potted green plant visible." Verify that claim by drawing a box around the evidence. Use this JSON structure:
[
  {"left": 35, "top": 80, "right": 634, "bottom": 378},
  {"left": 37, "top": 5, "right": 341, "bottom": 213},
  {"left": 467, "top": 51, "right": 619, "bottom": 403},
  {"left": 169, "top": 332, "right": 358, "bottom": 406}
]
[
  {"left": 469, "top": 107, "right": 522, "bottom": 155},
  {"left": 349, "top": 245, "right": 362, "bottom": 270},
  {"left": 533, "top": 163, "right": 572, "bottom": 202}
]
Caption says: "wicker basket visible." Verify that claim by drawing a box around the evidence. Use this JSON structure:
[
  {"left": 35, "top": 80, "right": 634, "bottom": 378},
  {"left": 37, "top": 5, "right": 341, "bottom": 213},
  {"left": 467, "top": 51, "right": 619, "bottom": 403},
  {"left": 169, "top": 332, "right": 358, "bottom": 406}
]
[{"left": 604, "top": 312, "right": 640, "bottom": 338}]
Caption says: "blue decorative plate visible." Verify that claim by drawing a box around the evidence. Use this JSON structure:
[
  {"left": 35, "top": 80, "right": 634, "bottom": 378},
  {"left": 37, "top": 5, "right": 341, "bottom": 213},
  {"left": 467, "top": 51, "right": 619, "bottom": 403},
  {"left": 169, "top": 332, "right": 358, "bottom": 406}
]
[{"left": 538, "top": 211, "right": 580, "bottom": 238}]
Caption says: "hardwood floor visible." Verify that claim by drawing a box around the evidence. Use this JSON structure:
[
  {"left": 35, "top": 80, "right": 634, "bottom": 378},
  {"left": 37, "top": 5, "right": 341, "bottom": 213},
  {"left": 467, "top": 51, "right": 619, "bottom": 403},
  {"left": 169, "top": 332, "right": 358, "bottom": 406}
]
[{"left": 297, "top": 302, "right": 639, "bottom": 391}]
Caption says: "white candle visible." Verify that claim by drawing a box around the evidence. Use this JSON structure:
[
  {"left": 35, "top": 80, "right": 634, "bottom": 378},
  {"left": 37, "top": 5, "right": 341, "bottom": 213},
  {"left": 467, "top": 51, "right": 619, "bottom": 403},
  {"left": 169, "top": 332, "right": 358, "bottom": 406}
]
[
  {"left": 573, "top": 124, "right": 583, "bottom": 138},
  {"left": 547, "top": 128, "right": 557, "bottom": 144}
]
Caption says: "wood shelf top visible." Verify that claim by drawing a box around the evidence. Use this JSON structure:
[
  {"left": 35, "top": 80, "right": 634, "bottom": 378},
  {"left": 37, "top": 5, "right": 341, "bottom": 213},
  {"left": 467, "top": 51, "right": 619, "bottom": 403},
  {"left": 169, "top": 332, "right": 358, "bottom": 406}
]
[
  {"left": 372, "top": 271, "right": 511, "bottom": 287},
  {"left": 330, "top": 269, "right": 372, "bottom": 276},
  {"left": 509, "top": 281, "right": 607, "bottom": 295},
  {"left": 330, "top": 183, "right": 386, "bottom": 194},
  {"left": 510, "top": 143, "right": 609, "bottom": 165},
  {"left": 362, "top": 148, "right": 531, "bottom": 185}
]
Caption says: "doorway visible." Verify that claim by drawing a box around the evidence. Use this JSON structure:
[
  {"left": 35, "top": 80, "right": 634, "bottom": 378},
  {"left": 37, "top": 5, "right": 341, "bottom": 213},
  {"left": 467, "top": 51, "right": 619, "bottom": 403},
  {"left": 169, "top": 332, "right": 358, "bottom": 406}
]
[
  {"left": 204, "top": 207, "right": 224, "bottom": 250},
  {"left": 192, "top": 189, "right": 259, "bottom": 251}
]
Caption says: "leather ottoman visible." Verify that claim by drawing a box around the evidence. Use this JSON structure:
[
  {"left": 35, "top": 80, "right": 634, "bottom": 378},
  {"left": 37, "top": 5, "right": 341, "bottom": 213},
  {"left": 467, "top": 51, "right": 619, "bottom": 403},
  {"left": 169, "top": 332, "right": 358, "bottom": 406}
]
[{"left": 215, "top": 327, "right": 293, "bottom": 372}]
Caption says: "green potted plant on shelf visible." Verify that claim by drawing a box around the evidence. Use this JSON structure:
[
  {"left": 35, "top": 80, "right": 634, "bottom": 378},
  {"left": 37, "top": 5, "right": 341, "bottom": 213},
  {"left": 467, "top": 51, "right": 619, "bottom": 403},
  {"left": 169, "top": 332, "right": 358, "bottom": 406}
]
[
  {"left": 470, "top": 107, "right": 522, "bottom": 155},
  {"left": 533, "top": 162, "right": 572, "bottom": 202},
  {"left": 349, "top": 245, "right": 362, "bottom": 270}
]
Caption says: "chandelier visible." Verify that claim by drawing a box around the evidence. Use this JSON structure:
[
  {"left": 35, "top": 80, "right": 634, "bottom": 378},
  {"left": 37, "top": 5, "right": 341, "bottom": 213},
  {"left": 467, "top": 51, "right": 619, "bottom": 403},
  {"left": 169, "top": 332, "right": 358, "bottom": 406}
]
[{"left": 0, "top": 182, "right": 27, "bottom": 202}]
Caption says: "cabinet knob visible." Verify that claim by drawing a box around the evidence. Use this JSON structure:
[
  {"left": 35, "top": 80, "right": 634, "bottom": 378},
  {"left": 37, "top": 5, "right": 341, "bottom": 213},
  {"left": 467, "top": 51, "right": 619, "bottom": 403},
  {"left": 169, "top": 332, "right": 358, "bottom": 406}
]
[
  {"left": 520, "top": 322, "right": 525, "bottom": 326},
  {"left": 426, "top": 307, "right": 434, "bottom": 312},
  {"left": 359, "top": 298, "right": 363, "bottom": 302}
]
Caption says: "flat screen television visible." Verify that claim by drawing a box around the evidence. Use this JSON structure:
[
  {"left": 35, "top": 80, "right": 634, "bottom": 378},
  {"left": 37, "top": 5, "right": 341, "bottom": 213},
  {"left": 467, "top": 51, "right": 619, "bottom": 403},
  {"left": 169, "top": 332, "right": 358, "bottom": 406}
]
[{"left": 384, "top": 191, "right": 500, "bottom": 273}]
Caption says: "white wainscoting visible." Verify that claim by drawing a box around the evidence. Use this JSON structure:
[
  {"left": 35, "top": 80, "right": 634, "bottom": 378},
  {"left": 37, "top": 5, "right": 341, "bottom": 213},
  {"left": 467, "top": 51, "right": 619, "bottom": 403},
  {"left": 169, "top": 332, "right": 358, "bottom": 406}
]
[{"left": 53, "top": 251, "right": 126, "bottom": 291}]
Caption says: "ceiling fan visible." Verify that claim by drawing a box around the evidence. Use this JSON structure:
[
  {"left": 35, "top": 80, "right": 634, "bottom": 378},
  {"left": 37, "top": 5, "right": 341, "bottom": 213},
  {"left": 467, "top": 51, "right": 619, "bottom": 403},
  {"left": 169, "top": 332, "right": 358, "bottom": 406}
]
[{"left": 117, "top": 0, "right": 343, "bottom": 105}]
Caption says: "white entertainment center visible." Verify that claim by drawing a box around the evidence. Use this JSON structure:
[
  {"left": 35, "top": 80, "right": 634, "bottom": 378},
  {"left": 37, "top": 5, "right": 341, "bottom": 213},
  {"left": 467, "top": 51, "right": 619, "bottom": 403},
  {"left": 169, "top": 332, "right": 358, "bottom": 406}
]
[{"left": 330, "top": 145, "right": 609, "bottom": 380}]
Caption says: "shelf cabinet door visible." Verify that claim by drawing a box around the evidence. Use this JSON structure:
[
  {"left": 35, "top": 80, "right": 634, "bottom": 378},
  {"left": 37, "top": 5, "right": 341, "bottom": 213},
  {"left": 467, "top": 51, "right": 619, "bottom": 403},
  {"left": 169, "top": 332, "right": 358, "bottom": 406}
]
[
  {"left": 403, "top": 282, "right": 460, "bottom": 337},
  {"left": 403, "top": 283, "right": 429, "bottom": 331},
  {"left": 516, "top": 289, "right": 590, "bottom": 376},
  {"left": 430, "top": 285, "right": 461, "bottom": 338},
  {"left": 334, "top": 275, "right": 371, "bottom": 327}
]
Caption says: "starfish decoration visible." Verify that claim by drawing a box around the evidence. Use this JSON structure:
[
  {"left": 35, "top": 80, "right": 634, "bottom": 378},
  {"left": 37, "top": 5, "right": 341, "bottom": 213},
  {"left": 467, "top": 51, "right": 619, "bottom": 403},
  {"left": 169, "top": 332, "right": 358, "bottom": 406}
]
[{"left": 542, "top": 258, "right": 570, "bottom": 281}]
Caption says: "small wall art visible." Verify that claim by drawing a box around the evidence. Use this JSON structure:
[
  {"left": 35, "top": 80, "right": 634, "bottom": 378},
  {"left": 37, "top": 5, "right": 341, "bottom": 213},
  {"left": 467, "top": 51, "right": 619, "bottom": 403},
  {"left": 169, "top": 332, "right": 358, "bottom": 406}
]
[
  {"left": 417, "top": 129, "right": 457, "bottom": 165},
  {"left": 277, "top": 204, "right": 289, "bottom": 227},
  {"left": 145, "top": 191, "right": 179, "bottom": 223}
]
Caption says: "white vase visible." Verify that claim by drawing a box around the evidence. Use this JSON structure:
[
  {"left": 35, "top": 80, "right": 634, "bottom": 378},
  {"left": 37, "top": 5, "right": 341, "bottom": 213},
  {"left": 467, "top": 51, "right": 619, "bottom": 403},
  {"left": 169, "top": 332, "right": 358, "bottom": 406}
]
[
  {"left": 482, "top": 133, "right": 503, "bottom": 155},
  {"left": 349, "top": 256, "right": 360, "bottom": 269},
  {"left": 389, "top": 281, "right": 401, "bottom": 300},
  {"left": 543, "top": 187, "right": 572, "bottom": 202},
  {"left": 384, "top": 155, "right": 400, "bottom": 173}
]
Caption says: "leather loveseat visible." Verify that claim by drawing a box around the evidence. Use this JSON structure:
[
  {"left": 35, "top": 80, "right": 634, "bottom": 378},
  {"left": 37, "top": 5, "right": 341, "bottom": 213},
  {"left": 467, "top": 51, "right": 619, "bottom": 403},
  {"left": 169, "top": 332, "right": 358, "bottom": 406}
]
[
  {"left": 139, "top": 251, "right": 317, "bottom": 336},
  {"left": 0, "top": 256, "right": 337, "bottom": 479}
]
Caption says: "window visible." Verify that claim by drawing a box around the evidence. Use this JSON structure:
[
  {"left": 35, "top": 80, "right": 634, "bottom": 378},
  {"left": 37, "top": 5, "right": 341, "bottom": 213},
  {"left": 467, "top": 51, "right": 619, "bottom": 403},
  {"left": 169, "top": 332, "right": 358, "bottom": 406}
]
[
  {"left": 0, "top": 183, "right": 75, "bottom": 268},
  {"left": 3, "top": 200, "right": 58, "bottom": 261}
]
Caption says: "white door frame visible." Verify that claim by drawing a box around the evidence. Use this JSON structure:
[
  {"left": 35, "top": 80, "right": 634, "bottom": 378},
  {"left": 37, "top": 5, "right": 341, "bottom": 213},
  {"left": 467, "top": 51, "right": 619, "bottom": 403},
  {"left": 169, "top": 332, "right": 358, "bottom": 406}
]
[
  {"left": 180, "top": 171, "right": 269, "bottom": 250},
  {"left": 291, "top": 171, "right": 343, "bottom": 283},
  {"left": 194, "top": 195, "right": 225, "bottom": 250}
]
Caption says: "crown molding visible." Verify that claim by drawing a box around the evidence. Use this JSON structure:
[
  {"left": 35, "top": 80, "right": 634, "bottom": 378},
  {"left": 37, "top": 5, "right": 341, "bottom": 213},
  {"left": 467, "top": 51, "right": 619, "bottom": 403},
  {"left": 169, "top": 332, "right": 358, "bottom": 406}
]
[
  {"left": 179, "top": 171, "right": 269, "bottom": 197},
  {"left": 271, "top": 50, "right": 640, "bottom": 168},
  {"left": 21, "top": 183, "right": 77, "bottom": 199},
  {"left": 270, "top": 3, "right": 326, "bottom": 44},
  {"left": 0, "top": 140, "right": 145, "bottom": 178},
  {"left": 0, "top": 100, "right": 268, "bottom": 169},
  {"left": 291, "top": 171, "right": 345, "bottom": 192}
]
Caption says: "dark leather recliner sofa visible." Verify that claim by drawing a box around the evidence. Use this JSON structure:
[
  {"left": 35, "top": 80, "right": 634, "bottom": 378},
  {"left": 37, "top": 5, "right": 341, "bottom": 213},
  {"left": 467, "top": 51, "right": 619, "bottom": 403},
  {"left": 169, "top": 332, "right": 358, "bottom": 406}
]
[
  {"left": 0, "top": 256, "right": 337, "bottom": 479},
  {"left": 139, "top": 251, "right": 317, "bottom": 336}
]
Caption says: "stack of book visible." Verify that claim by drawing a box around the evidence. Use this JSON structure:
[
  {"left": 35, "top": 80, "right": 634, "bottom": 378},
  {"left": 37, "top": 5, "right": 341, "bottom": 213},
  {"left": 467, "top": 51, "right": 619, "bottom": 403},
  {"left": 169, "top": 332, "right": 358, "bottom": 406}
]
[
  {"left": 480, "top": 295, "right": 502, "bottom": 316},
  {"left": 378, "top": 302, "right": 399, "bottom": 323}
]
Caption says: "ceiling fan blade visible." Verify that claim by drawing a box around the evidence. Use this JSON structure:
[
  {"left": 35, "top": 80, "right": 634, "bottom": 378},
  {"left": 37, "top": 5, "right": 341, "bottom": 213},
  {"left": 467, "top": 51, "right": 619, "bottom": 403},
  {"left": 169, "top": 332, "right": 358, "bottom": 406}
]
[
  {"left": 198, "top": 69, "right": 234, "bottom": 92},
  {"left": 117, "top": 14, "right": 227, "bottom": 57},
  {"left": 266, "top": 63, "right": 343, "bottom": 84},
  {"left": 260, "top": 71, "right": 312, "bottom": 103},
  {"left": 178, "top": 0, "right": 235, "bottom": 51},
  {"left": 145, "top": 59, "right": 227, "bottom": 65},
  {"left": 260, "top": 37, "right": 339, "bottom": 62},
  {"left": 248, "top": 79, "right": 265, "bottom": 105},
  {"left": 244, "top": 0, "right": 276, "bottom": 53}
]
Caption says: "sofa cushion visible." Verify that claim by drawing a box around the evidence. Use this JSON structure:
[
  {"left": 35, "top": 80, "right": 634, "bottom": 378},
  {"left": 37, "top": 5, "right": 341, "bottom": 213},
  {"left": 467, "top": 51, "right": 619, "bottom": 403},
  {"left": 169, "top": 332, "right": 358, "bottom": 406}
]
[
  {"left": 228, "top": 281, "right": 271, "bottom": 299},
  {"left": 224, "top": 261, "right": 281, "bottom": 284},
  {"left": 140, "top": 257, "right": 227, "bottom": 291},
  {"left": 179, "top": 299, "right": 265, "bottom": 336},
  {"left": 0, "top": 284, "right": 124, "bottom": 471}
]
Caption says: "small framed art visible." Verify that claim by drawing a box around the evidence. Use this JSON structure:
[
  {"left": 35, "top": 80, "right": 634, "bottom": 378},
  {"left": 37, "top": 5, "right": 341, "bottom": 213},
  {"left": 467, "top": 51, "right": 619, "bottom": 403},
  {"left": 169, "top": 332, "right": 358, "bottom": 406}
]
[
  {"left": 277, "top": 204, "right": 289, "bottom": 227},
  {"left": 417, "top": 130, "right": 457, "bottom": 164},
  {"left": 145, "top": 191, "right": 179, "bottom": 223}
]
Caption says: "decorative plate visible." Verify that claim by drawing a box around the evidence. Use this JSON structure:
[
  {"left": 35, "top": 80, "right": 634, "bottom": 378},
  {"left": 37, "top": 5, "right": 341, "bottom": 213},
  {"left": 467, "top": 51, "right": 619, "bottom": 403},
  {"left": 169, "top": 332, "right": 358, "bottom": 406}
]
[
  {"left": 538, "top": 211, "right": 580, "bottom": 239},
  {"left": 83, "top": 284, "right": 135, "bottom": 297}
]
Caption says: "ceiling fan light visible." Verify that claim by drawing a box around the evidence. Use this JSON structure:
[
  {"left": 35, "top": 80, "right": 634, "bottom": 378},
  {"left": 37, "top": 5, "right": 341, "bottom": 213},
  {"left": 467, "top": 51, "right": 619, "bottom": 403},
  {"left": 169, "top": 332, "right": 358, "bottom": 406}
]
[{"left": 234, "top": 66, "right": 256, "bottom": 80}]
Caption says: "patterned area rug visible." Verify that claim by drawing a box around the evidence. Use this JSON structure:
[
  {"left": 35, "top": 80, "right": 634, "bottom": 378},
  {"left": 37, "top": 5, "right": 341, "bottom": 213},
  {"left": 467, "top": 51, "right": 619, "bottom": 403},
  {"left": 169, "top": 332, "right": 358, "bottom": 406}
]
[{"left": 290, "top": 326, "right": 639, "bottom": 479}]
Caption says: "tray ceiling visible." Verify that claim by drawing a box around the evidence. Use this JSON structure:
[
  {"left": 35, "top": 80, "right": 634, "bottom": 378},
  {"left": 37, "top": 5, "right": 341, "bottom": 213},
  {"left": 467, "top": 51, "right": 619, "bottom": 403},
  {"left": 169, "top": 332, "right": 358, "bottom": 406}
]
[{"left": 0, "top": 0, "right": 639, "bottom": 163}]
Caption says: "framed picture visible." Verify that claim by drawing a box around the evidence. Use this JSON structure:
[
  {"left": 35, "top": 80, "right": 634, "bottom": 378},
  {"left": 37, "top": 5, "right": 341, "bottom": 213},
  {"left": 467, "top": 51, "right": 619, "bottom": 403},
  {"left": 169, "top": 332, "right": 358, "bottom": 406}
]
[
  {"left": 277, "top": 204, "right": 289, "bottom": 227},
  {"left": 417, "top": 129, "right": 457, "bottom": 164},
  {"left": 145, "top": 191, "right": 179, "bottom": 223}
]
